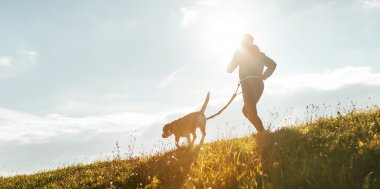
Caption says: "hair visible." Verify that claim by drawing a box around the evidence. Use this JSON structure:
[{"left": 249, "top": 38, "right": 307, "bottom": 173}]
[{"left": 241, "top": 33, "right": 254, "bottom": 45}]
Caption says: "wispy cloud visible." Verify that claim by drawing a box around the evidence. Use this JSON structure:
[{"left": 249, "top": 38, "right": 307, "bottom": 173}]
[
  {"left": 363, "top": 0, "right": 380, "bottom": 9},
  {"left": 180, "top": 0, "right": 218, "bottom": 28},
  {"left": 181, "top": 8, "right": 199, "bottom": 28},
  {"left": 0, "top": 56, "right": 13, "bottom": 67},
  {"left": 0, "top": 49, "right": 38, "bottom": 77},
  {"left": 0, "top": 107, "right": 164, "bottom": 144},
  {"left": 197, "top": 0, "right": 217, "bottom": 6},
  {"left": 21, "top": 50, "right": 38, "bottom": 63},
  {"left": 266, "top": 66, "right": 380, "bottom": 96},
  {"left": 157, "top": 67, "right": 186, "bottom": 88}
]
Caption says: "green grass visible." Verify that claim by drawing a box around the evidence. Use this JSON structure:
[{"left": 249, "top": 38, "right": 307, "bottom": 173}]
[{"left": 1, "top": 109, "right": 380, "bottom": 188}]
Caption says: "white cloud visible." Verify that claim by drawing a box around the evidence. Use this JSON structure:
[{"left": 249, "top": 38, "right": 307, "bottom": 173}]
[
  {"left": 0, "top": 56, "right": 13, "bottom": 67},
  {"left": 180, "top": 0, "right": 218, "bottom": 28},
  {"left": 0, "top": 49, "right": 38, "bottom": 77},
  {"left": 197, "top": 0, "right": 217, "bottom": 6},
  {"left": 181, "top": 8, "right": 199, "bottom": 28},
  {"left": 266, "top": 66, "right": 380, "bottom": 96},
  {"left": 21, "top": 50, "right": 38, "bottom": 63},
  {"left": 0, "top": 107, "right": 165, "bottom": 144},
  {"left": 363, "top": 0, "right": 380, "bottom": 9},
  {"left": 157, "top": 67, "right": 186, "bottom": 88}
]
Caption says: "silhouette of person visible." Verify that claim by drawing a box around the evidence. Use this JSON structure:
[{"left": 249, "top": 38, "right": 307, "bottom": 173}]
[{"left": 227, "top": 34, "right": 276, "bottom": 133}]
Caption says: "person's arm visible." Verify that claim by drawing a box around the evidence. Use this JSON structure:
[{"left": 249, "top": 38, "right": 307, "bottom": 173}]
[
  {"left": 261, "top": 53, "right": 277, "bottom": 80},
  {"left": 227, "top": 52, "right": 239, "bottom": 73}
]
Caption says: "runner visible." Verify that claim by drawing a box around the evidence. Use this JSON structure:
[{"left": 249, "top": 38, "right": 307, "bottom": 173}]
[{"left": 227, "top": 34, "right": 277, "bottom": 133}]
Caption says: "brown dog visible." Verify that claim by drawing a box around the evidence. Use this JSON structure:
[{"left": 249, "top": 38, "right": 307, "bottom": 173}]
[{"left": 162, "top": 92, "right": 210, "bottom": 148}]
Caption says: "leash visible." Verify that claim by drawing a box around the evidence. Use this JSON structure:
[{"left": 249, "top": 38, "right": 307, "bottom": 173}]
[{"left": 207, "top": 82, "right": 242, "bottom": 120}]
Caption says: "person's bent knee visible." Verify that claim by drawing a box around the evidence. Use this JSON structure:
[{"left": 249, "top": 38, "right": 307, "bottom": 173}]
[
  {"left": 243, "top": 106, "right": 257, "bottom": 117},
  {"left": 250, "top": 111, "right": 259, "bottom": 118}
]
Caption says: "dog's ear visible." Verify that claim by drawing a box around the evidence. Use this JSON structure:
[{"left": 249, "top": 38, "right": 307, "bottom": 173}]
[{"left": 163, "top": 123, "right": 171, "bottom": 131}]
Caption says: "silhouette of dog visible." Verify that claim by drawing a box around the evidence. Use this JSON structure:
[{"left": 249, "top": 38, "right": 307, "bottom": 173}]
[{"left": 162, "top": 92, "right": 210, "bottom": 148}]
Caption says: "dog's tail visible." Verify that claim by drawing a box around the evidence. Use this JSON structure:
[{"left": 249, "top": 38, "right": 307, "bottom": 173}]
[{"left": 200, "top": 92, "right": 210, "bottom": 114}]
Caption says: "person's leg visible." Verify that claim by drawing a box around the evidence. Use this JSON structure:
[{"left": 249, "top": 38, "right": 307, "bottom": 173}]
[
  {"left": 248, "top": 105, "right": 265, "bottom": 133},
  {"left": 242, "top": 104, "right": 265, "bottom": 133},
  {"left": 241, "top": 78, "right": 265, "bottom": 133}
]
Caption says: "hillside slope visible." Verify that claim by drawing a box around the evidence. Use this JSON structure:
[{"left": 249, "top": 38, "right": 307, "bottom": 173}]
[{"left": 1, "top": 110, "right": 380, "bottom": 189}]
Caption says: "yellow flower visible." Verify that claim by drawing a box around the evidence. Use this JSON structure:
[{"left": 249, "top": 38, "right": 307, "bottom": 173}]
[{"left": 358, "top": 140, "right": 365, "bottom": 147}]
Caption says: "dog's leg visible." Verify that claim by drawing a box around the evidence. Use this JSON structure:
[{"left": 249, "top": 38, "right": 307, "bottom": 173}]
[
  {"left": 200, "top": 127, "right": 206, "bottom": 144},
  {"left": 198, "top": 115, "right": 207, "bottom": 144},
  {"left": 191, "top": 132, "right": 197, "bottom": 145},
  {"left": 175, "top": 135, "right": 180, "bottom": 148},
  {"left": 186, "top": 135, "right": 192, "bottom": 146},
  {"left": 198, "top": 117, "right": 207, "bottom": 144}
]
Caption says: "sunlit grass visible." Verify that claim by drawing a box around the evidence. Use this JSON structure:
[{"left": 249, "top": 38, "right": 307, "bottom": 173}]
[{"left": 1, "top": 109, "right": 379, "bottom": 188}]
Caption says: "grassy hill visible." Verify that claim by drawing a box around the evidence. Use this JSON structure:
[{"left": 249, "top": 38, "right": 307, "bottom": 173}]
[{"left": 1, "top": 109, "right": 380, "bottom": 189}]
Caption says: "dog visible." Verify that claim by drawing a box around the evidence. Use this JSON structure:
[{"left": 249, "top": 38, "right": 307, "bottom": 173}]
[{"left": 162, "top": 92, "right": 210, "bottom": 148}]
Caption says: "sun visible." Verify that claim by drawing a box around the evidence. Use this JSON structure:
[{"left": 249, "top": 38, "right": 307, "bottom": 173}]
[
  {"left": 192, "top": 10, "right": 250, "bottom": 62},
  {"left": 204, "top": 15, "right": 247, "bottom": 53},
  {"left": 184, "top": 4, "right": 266, "bottom": 65}
]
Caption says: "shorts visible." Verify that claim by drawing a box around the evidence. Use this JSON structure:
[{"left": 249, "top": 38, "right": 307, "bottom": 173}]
[{"left": 241, "top": 77, "right": 264, "bottom": 116}]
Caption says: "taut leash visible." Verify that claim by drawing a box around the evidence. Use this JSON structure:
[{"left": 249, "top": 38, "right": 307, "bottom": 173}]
[{"left": 207, "top": 82, "right": 241, "bottom": 120}]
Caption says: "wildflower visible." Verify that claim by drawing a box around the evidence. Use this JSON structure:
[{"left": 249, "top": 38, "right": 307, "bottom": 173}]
[
  {"left": 273, "top": 162, "right": 279, "bottom": 168},
  {"left": 358, "top": 140, "right": 365, "bottom": 147}
]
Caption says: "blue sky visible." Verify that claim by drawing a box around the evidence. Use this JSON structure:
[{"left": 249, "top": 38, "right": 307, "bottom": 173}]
[{"left": 1, "top": 0, "right": 380, "bottom": 176}]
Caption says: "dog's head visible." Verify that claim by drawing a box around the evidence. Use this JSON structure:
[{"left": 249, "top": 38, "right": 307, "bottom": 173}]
[{"left": 162, "top": 123, "right": 173, "bottom": 138}]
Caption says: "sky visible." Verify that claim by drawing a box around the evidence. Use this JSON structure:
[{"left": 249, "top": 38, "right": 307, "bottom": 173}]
[{"left": 1, "top": 0, "right": 380, "bottom": 176}]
